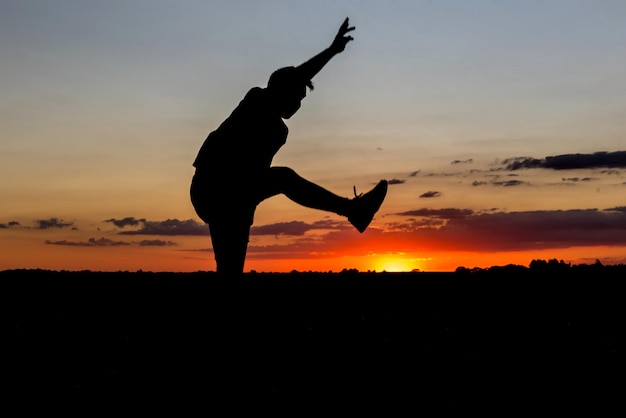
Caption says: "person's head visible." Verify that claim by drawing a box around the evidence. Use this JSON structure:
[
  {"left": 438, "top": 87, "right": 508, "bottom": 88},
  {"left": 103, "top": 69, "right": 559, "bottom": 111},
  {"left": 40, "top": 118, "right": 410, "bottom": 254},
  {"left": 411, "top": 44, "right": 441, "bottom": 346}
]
[{"left": 267, "top": 66, "right": 314, "bottom": 119}]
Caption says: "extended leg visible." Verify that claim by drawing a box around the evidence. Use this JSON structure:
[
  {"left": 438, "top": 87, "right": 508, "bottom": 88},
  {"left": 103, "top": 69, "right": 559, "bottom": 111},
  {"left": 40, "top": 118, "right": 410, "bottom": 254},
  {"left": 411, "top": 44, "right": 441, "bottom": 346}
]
[
  {"left": 259, "top": 167, "right": 352, "bottom": 215},
  {"left": 257, "top": 167, "right": 388, "bottom": 233}
]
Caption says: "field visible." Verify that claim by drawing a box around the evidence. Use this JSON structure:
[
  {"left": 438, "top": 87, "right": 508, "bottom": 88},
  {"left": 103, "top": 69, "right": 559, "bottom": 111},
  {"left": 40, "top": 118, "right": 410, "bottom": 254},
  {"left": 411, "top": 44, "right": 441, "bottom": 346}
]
[{"left": 4, "top": 265, "right": 625, "bottom": 414}]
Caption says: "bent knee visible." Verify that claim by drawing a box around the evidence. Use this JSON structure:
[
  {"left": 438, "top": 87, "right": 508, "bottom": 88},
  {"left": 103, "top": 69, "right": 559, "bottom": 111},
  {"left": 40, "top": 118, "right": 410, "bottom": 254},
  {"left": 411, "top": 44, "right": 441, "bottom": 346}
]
[
  {"left": 271, "top": 166, "right": 296, "bottom": 176},
  {"left": 269, "top": 166, "right": 300, "bottom": 182}
]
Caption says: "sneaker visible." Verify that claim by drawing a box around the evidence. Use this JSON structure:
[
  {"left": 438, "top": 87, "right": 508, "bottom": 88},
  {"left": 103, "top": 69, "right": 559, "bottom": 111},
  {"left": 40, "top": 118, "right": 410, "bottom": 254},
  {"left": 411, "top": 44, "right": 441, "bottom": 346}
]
[{"left": 348, "top": 180, "right": 388, "bottom": 233}]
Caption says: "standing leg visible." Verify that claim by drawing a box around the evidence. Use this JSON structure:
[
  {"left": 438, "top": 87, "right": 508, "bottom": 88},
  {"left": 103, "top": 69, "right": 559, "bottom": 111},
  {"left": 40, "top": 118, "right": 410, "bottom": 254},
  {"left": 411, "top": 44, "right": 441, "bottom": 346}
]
[
  {"left": 191, "top": 174, "right": 255, "bottom": 275},
  {"left": 208, "top": 215, "right": 252, "bottom": 275}
]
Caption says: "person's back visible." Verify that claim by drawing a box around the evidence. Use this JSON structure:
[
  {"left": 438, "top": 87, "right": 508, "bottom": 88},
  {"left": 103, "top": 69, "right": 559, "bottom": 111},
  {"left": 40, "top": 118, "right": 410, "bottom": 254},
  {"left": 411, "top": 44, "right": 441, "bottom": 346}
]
[{"left": 193, "top": 87, "right": 288, "bottom": 175}]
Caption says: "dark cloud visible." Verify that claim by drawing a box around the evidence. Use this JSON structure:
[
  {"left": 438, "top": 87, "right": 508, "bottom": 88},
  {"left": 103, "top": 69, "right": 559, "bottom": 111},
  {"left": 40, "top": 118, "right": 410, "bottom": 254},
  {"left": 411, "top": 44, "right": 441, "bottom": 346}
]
[
  {"left": 600, "top": 169, "right": 620, "bottom": 175},
  {"left": 395, "top": 208, "right": 474, "bottom": 219},
  {"left": 503, "top": 151, "right": 626, "bottom": 170},
  {"left": 423, "top": 171, "right": 460, "bottom": 178},
  {"left": 502, "top": 157, "right": 543, "bottom": 170},
  {"left": 495, "top": 180, "right": 525, "bottom": 187},
  {"left": 545, "top": 151, "right": 626, "bottom": 169},
  {"left": 105, "top": 217, "right": 146, "bottom": 228},
  {"left": 310, "top": 219, "right": 352, "bottom": 230},
  {"left": 37, "top": 218, "right": 74, "bottom": 229},
  {"left": 251, "top": 219, "right": 349, "bottom": 236},
  {"left": 14, "top": 215, "right": 336, "bottom": 241},
  {"left": 89, "top": 237, "right": 131, "bottom": 246},
  {"left": 138, "top": 239, "right": 177, "bottom": 247},
  {"left": 385, "top": 217, "right": 446, "bottom": 231},
  {"left": 562, "top": 177, "right": 595, "bottom": 182},
  {"left": 117, "top": 218, "right": 208, "bottom": 236},
  {"left": 193, "top": 206, "right": 626, "bottom": 260},
  {"left": 451, "top": 159, "right": 473, "bottom": 165},
  {"left": 1, "top": 221, "right": 21, "bottom": 229},
  {"left": 251, "top": 221, "right": 312, "bottom": 236},
  {"left": 45, "top": 240, "right": 86, "bottom": 246},
  {"left": 419, "top": 191, "right": 441, "bottom": 198},
  {"left": 46, "top": 237, "right": 131, "bottom": 246},
  {"left": 472, "top": 179, "right": 527, "bottom": 187},
  {"left": 392, "top": 207, "right": 626, "bottom": 251},
  {"left": 45, "top": 237, "right": 177, "bottom": 247},
  {"left": 388, "top": 179, "right": 405, "bottom": 185}
]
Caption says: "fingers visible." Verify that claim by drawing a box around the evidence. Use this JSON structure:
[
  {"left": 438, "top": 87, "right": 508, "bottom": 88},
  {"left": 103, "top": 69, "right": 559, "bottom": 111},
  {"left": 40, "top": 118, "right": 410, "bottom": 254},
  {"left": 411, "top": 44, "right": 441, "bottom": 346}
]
[
  {"left": 341, "top": 17, "right": 355, "bottom": 34},
  {"left": 331, "top": 17, "right": 355, "bottom": 52}
]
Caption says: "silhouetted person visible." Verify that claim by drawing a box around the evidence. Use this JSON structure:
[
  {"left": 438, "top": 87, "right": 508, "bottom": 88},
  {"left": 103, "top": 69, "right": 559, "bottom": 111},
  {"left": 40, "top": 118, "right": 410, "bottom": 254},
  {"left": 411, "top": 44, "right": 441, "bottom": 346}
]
[{"left": 190, "top": 18, "right": 388, "bottom": 274}]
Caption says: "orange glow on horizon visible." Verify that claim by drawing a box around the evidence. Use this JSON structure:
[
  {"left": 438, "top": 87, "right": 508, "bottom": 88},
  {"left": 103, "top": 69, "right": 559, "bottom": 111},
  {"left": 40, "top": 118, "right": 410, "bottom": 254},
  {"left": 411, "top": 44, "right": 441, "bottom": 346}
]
[{"left": 2, "top": 236, "right": 625, "bottom": 274}]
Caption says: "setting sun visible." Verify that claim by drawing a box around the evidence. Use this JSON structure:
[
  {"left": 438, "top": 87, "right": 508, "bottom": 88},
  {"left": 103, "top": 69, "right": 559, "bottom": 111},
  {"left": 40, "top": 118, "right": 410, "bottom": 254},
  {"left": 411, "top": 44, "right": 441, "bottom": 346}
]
[{"left": 374, "top": 256, "right": 418, "bottom": 272}]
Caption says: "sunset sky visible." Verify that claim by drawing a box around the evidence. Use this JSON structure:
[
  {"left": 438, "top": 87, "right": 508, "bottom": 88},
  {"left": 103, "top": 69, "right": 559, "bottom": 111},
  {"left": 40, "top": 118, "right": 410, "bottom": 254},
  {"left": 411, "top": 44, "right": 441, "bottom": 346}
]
[{"left": 2, "top": 0, "right": 626, "bottom": 273}]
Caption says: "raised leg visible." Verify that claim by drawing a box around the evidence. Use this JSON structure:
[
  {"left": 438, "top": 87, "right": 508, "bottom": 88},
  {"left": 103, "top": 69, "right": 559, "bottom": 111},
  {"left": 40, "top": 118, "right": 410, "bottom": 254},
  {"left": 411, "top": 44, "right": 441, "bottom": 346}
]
[{"left": 258, "top": 166, "right": 351, "bottom": 215}]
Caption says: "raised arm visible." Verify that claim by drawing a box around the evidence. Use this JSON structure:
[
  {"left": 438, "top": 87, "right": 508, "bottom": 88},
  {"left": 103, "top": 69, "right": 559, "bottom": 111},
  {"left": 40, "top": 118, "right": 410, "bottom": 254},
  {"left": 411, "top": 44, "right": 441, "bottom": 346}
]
[{"left": 296, "top": 17, "right": 355, "bottom": 82}]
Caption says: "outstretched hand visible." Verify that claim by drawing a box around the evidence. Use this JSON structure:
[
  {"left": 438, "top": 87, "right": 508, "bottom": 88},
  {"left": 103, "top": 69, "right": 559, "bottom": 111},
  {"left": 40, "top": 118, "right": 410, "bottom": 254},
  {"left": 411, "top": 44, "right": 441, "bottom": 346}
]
[{"left": 330, "top": 17, "right": 355, "bottom": 54}]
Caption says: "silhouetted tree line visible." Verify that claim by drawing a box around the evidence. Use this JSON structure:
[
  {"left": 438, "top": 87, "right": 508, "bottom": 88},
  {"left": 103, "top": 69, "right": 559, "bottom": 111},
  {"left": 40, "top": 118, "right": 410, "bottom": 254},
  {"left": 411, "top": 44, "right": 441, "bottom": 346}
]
[
  {"left": 2, "top": 258, "right": 625, "bottom": 278},
  {"left": 455, "top": 258, "right": 625, "bottom": 276}
]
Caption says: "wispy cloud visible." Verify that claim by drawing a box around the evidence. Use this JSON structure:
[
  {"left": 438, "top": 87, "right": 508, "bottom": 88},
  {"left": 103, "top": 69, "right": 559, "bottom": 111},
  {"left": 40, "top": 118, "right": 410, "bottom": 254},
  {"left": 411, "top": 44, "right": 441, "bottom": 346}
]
[
  {"left": 472, "top": 179, "right": 527, "bottom": 187},
  {"left": 105, "top": 217, "right": 146, "bottom": 228},
  {"left": 451, "top": 159, "right": 473, "bottom": 165},
  {"left": 45, "top": 237, "right": 177, "bottom": 247},
  {"left": 243, "top": 206, "right": 626, "bottom": 258},
  {"left": 251, "top": 219, "right": 350, "bottom": 236},
  {"left": 138, "top": 239, "right": 177, "bottom": 246},
  {"left": 395, "top": 208, "right": 474, "bottom": 219},
  {"left": 607, "top": 206, "right": 626, "bottom": 213},
  {"left": 561, "top": 177, "right": 595, "bottom": 182},
  {"left": 419, "top": 191, "right": 441, "bottom": 198},
  {"left": 391, "top": 207, "right": 626, "bottom": 251},
  {"left": 0, "top": 221, "right": 21, "bottom": 229},
  {"left": 46, "top": 237, "right": 131, "bottom": 247},
  {"left": 107, "top": 218, "right": 208, "bottom": 236},
  {"left": 37, "top": 218, "right": 74, "bottom": 229},
  {"left": 32, "top": 204, "right": 626, "bottom": 260}
]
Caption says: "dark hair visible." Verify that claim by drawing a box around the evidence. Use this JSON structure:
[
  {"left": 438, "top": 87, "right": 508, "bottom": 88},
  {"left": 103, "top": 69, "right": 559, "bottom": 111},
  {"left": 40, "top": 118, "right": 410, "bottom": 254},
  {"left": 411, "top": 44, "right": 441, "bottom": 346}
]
[{"left": 267, "top": 66, "right": 314, "bottom": 92}]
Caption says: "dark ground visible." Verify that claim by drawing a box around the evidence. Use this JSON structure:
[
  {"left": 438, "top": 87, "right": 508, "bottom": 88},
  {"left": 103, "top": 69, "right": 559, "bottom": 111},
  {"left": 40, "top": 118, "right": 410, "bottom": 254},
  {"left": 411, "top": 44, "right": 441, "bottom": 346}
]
[{"left": 4, "top": 267, "right": 626, "bottom": 414}]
